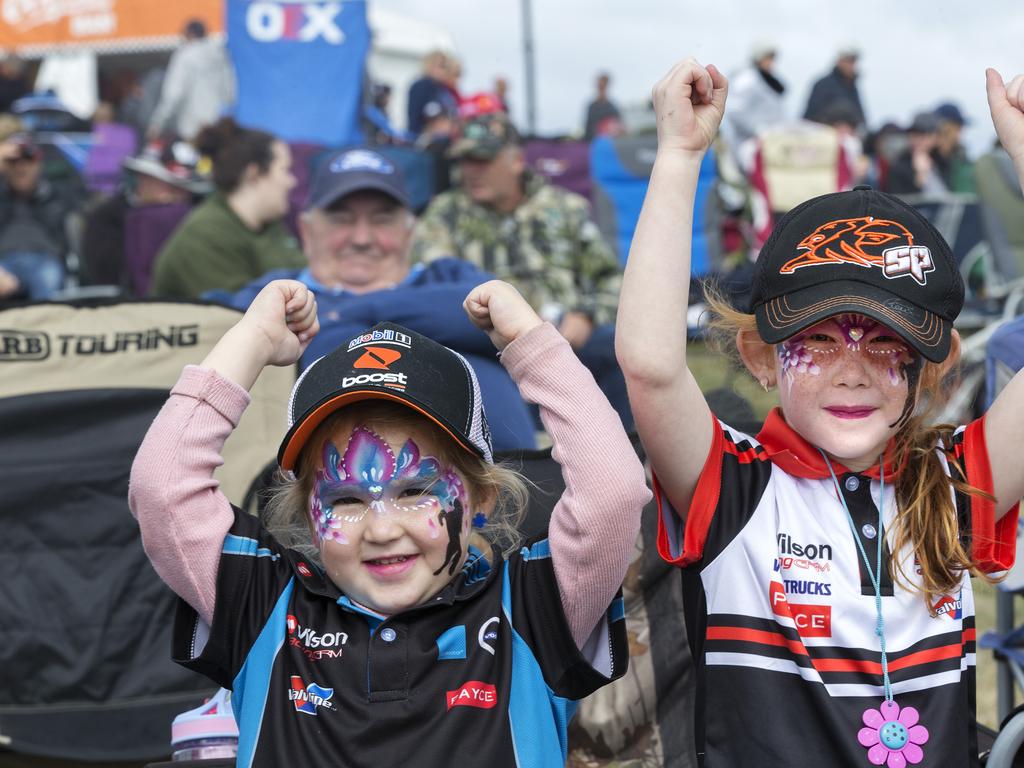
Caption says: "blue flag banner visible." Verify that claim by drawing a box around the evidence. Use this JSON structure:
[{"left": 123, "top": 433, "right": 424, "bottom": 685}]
[{"left": 227, "top": 0, "right": 369, "bottom": 145}]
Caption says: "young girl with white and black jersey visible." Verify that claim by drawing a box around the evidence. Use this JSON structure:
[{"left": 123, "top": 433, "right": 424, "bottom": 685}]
[
  {"left": 129, "top": 278, "right": 649, "bottom": 766},
  {"left": 617, "top": 58, "right": 1024, "bottom": 767}
]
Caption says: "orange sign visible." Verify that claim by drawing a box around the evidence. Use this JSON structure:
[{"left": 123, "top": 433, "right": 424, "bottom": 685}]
[{"left": 1, "top": 0, "right": 224, "bottom": 55}]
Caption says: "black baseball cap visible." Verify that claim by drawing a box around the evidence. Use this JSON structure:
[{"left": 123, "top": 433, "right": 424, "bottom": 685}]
[
  {"left": 749, "top": 186, "right": 964, "bottom": 363},
  {"left": 279, "top": 322, "right": 493, "bottom": 472},
  {"left": 305, "top": 148, "right": 410, "bottom": 210}
]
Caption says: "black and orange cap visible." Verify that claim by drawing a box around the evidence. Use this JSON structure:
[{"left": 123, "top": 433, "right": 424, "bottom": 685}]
[
  {"left": 278, "top": 322, "right": 493, "bottom": 473},
  {"left": 749, "top": 186, "right": 964, "bottom": 363}
]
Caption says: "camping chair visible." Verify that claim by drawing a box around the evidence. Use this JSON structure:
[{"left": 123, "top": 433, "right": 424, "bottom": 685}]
[
  {"left": 524, "top": 138, "right": 593, "bottom": 203},
  {"left": 590, "top": 134, "right": 719, "bottom": 273},
  {"left": 0, "top": 300, "right": 294, "bottom": 765},
  {"left": 747, "top": 122, "right": 854, "bottom": 252},
  {"left": 83, "top": 123, "right": 138, "bottom": 194},
  {"left": 123, "top": 203, "right": 193, "bottom": 297}
]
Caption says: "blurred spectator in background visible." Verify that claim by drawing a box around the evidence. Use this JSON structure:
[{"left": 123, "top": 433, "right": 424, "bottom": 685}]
[
  {"left": 804, "top": 46, "right": 866, "bottom": 129},
  {"left": 975, "top": 140, "right": 1024, "bottom": 271},
  {"left": 493, "top": 76, "right": 510, "bottom": 113},
  {"left": 211, "top": 147, "right": 536, "bottom": 450},
  {"left": 933, "top": 102, "right": 975, "bottom": 192},
  {"left": 413, "top": 112, "right": 631, "bottom": 428},
  {"left": 147, "top": 19, "right": 235, "bottom": 142},
  {"left": 862, "top": 120, "right": 906, "bottom": 190},
  {"left": 583, "top": 71, "right": 622, "bottom": 141},
  {"left": 80, "top": 142, "right": 208, "bottom": 293},
  {"left": 721, "top": 42, "right": 786, "bottom": 159},
  {"left": 150, "top": 118, "right": 304, "bottom": 298},
  {"left": 0, "top": 56, "right": 31, "bottom": 114},
  {"left": 817, "top": 99, "right": 868, "bottom": 182},
  {"left": 364, "top": 83, "right": 411, "bottom": 145},
  {"left": 443, "top": 55, "right": 464, "bottom": 104},
  {"left": 885, "top": 112, "right": 946, "bottom": 195},
  {"left": 118, "top": 66, "right": 166, "bottom": 140},
  {"left": 0, "top": 133, "right": 81, "bottom": 301},
  {"left": 406, "top": 50, "right": 458, "bottom": 138}
]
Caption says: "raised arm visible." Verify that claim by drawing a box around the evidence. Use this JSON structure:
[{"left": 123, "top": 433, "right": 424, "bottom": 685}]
[
  {"left": 615, "top": 58, "right": 727, "bottom": 516},
  {"left": 129, "top": 281, "right": 319, "bottom": 623},
  {"left": 465, "top": 280, "right": 651, "bottom": 648},
  {"left": 982, "top": 68, "right": 1024, "bottom": 518}
]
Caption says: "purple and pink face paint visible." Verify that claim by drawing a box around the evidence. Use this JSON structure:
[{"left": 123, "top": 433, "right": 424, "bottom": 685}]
[
  {"left": 777, "top": 314, "right": 916, "bottom": 386},
  {"left": 308, "top": 426, "right": 467, "bottom": 546}
]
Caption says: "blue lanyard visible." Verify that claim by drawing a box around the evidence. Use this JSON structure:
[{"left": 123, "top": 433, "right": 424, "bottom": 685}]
[{"left": 820, "top": 449, "right": 893, "bottom": 703}]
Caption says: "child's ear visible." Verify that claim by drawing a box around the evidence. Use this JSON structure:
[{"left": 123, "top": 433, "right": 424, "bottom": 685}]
[
  {"left": 472, "top": 486, "right": 498, "bottom": 519},
  {"left": 736, "top": 329, "right": 777, "bottom": 388}
]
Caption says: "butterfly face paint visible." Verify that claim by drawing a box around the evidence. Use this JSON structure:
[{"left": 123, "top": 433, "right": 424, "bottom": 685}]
[
  {"left": 777, "top": 314, "right": 922, "bottom": 428},
  {"left": 309, "top": 426, "right": 468, "bottom": 547}
]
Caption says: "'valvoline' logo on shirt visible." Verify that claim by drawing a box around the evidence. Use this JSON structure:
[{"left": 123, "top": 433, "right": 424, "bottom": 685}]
[
  {"left": 932, "top": 591, "right": 963, "bottom": 620},
  {"left": 289, "top": 676, "right": 335, "bottom": 715}
]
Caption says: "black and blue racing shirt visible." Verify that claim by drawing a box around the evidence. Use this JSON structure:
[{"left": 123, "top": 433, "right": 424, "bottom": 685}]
[{"left": 173, "top": 507, "right": 627, "bottom": 767}]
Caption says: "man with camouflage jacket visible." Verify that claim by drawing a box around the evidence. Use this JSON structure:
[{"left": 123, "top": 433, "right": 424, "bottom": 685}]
[{"left": 412, "top": 112, "right": 631, "bottom": 428}]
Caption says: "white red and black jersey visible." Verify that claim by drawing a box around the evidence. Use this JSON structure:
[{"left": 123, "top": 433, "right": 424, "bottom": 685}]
[
  {"left": 657, "top": 409, "right": 1017, "bottom": 767},
  {"left": 174, "top": 507, "right": 627, "bottom": 767}
]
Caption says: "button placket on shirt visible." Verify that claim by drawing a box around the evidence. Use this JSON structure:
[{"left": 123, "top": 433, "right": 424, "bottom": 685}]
[
  {"left": 839, "top": 473, "right": 895, "bottom": 597},
  {"left": 367, "top": 620, "right": 410, "bottom": 702}
]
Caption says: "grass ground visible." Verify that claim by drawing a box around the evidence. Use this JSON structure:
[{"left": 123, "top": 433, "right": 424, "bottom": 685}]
[{"left": 686, "top": 340, "right": 1012, "bottom": 730}]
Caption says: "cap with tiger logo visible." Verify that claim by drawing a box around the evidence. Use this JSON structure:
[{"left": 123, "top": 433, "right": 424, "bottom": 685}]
[{"left": 749, "top": 185, "right": 964, "bottom": 362}]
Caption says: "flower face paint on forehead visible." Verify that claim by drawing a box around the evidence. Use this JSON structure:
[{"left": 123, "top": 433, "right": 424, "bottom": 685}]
[
  {"left": 778, "top": 314, "right": 918, "bottom": 386},
  {"left": 308, "top": 426, "right": 467, "bottom": 545}
]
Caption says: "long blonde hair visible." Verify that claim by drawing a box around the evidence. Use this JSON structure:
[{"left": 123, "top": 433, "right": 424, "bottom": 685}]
[
  {"left": 703, "top": 283, "right": 997, "bottom": 608},
  {"left": 264, "top": 400, "right": 529, "bottom": 567}
]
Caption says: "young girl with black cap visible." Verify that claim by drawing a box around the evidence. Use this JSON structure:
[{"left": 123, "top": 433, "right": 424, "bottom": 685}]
[
  {"left": 617, "top": 58, "right": 1024, "bottom": 767},
  {"left": 129, "top": 278, "right": 649, "bottom": 766}
]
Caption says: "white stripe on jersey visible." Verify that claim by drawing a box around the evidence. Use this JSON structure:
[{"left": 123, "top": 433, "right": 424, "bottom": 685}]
[{"left": 707, "top": 651, "right": 975, "bottom": 698}]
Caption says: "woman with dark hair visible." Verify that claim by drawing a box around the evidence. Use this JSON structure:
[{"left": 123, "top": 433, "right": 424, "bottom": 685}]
[{"left": 150, "top": 118, "right": 304, "bottom": 298}]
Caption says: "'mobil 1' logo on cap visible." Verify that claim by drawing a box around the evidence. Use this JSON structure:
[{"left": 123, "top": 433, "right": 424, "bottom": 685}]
[
  {"left": 780, "top": 217, "right": 936, "bottom": 286},
  {"left": 347, "top": 328, "right": 412, "bottom": 352}
]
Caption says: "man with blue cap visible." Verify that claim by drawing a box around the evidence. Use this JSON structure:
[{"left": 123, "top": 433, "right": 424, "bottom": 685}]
[{"left": 210, "top": 147, "right": 536, "bottom": 452}]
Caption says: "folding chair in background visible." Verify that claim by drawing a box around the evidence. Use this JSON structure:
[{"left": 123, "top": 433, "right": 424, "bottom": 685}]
[
  {"left": 590, "top": 134, "right": 719, "bottom": 273},
  {"left": 524, "top": 138, "right": 593, "bottom": 204},
  {"left": 0, "top": 300, "right": 294, "bottom": 766},
  {"left": 123, "top": 203, "right": 193, "bottom": 297}
]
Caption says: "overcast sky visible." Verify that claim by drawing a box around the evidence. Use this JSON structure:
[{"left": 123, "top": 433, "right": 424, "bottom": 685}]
[{"left": 384, "top": 0, "right": 1023, "bottom": 156}]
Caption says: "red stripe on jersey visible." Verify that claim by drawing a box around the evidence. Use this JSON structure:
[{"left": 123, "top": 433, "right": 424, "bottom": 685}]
[
  {"left": 656, "top": 412, "right": 726, "bottom": 567},
  {"left": 963, "top": 418, "right": 1018, "bottom": 572},
  {"left": 708, "top": 625, "right": 973, "bottom": 676},
  {"left": 707, "top": 626, "right": 809, "bottom": 657},
  {"left": 722, "top": 437, "right": 766, "bottom": 464}
]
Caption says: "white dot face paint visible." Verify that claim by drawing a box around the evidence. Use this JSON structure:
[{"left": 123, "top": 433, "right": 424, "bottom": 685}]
[
  {"left": 308, "top": 426, "right": 468, "bottom": 545},
  {"left": 777, "top": 314, "right": 916, "bottom": 390},
  {"left": 772, "top": 314, "right": 919, "bottom": 473}
]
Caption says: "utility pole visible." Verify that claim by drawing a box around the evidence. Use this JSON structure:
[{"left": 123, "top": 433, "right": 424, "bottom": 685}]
[{"left": 521, "top": 0, "right": 537, "bottom": 135}]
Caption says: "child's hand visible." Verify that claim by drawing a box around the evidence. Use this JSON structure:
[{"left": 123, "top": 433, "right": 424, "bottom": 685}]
[
  {"left": 464, "top": 280, "right": 543, "bottom": 351},
  {"left": 987, "top": 68, "right": 1024, "bottom": 165},
  {"left": 652, "top": 57, "right": 728, "bottom": 156},
  {"left": 241, "top": 280, "right": 320, "bottom": 367}
]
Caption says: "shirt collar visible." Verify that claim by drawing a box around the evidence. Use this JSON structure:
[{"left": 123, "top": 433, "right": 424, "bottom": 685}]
[{"left": 755, "top": 407, "right": 902, "bottom": 480}]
